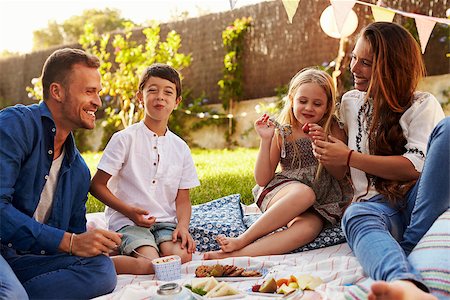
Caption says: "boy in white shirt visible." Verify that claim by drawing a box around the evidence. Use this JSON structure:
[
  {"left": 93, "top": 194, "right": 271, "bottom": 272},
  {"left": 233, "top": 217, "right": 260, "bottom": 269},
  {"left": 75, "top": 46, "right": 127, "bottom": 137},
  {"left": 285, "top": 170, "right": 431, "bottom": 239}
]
[{"left": 90, "top": 64, "right": 200, "bottom": 274}]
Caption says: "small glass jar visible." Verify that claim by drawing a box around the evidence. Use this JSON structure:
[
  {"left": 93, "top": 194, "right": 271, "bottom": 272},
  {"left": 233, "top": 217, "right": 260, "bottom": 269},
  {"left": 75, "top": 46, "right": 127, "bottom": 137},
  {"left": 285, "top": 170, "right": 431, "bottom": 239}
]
[{"left": 153, "top": 282, "right": 196, "bottom": 300}]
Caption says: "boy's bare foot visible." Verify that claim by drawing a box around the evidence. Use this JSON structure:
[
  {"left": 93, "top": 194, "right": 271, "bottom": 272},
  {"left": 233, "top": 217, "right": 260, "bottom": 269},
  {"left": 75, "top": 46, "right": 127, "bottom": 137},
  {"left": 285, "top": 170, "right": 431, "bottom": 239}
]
[
  {"left": 368, "top": 280, "right": 437, "bottom": 300},
  {"left": 216, "top": 235, "right": 245, "bottom": 253}
]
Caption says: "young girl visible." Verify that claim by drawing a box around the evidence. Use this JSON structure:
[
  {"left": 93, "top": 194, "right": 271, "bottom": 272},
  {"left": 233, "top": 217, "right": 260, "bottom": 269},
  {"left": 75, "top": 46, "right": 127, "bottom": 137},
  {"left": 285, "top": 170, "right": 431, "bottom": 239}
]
[{"left": 204, "top": 68, "right": 352, "bottom": 259}]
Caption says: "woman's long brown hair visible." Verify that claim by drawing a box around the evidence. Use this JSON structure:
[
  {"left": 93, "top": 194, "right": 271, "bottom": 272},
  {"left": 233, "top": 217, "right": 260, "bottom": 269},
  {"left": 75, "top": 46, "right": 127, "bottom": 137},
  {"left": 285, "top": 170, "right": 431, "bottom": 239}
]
[{"left": 363, "top": 22, "right": 425, "bottom": 206}]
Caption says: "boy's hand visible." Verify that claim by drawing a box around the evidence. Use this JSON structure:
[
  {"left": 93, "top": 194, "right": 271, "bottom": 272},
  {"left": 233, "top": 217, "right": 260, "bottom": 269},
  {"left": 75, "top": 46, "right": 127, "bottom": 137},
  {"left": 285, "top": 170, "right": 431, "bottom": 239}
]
[
  {"left": 127, "top": 206, "right": 156, "bottom": 227},
  {"left": 172, "top": 226, "right": 196, "bottom": 254}
]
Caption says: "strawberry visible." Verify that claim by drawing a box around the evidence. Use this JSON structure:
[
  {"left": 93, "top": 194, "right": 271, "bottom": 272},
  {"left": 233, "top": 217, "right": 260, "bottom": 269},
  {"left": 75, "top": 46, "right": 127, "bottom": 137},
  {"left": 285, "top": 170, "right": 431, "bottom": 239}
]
[
  {"left": 302, "top": 123, "right": 310, "bottom": 134},
  {"left": 252, "top": 284, "right": 261, "bottom": 292}
]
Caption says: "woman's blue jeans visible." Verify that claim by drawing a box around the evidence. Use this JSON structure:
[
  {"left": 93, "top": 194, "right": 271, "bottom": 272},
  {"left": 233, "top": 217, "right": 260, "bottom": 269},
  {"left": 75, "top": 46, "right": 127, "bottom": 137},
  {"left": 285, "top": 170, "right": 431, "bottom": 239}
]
[
  {"left": 342, "top": 117, "right": 450, "bottom": 289},
  {"left": 1, "top": 246, "right": 117, "bottom": 299},
  {"left": 0, "top": 253, "right": 28, "bottom": 300}
]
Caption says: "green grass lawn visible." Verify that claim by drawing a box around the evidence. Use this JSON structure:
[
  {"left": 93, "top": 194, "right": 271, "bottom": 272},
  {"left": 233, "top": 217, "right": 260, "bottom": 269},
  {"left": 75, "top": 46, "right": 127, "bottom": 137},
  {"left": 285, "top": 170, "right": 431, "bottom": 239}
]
[{"left": 83, "top": 148, "right": 258, "bottom": 213}]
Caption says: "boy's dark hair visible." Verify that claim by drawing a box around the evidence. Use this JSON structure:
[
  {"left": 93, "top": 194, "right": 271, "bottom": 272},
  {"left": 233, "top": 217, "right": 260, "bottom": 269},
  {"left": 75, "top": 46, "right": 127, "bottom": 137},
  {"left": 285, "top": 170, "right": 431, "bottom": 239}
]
[
  {"left": 138, "top": 63, "right": 182, "bottom": 98},
  {"left": 41, "top": 48, "right": 100, "bottom": 100}
]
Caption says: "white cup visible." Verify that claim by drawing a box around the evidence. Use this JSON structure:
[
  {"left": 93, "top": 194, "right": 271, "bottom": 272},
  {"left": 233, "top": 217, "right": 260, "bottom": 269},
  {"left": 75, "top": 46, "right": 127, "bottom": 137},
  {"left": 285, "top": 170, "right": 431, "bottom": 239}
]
[{"left": 152, "top": 255, "right": 182, "bottom": 281}]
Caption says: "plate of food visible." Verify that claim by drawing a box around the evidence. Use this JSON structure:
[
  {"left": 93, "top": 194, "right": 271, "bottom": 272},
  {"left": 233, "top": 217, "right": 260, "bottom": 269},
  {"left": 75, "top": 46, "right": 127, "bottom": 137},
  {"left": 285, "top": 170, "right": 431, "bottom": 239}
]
[
  {"left": 194, "top": 264, "right": 267, "bottom": 282},
  {"left": 186, "top": 277, "right": 246, "bottom": 299},
  {"left": 246, "top": 276, "right": 314, "bottom": 298}
]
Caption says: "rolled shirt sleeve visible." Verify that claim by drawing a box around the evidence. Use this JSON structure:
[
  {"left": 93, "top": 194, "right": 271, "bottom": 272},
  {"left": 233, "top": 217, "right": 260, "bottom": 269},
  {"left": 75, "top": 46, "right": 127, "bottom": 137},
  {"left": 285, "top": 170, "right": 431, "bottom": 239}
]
[{"left": 400, "top": 92, "right": 445, "bottom": 172}]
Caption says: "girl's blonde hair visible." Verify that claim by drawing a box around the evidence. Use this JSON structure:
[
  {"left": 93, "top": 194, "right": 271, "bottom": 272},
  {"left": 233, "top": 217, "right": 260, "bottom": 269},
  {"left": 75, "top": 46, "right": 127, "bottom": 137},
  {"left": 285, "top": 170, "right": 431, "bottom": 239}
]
[{"left": 277, "top": 67, "right": 337, "bottom": 179}]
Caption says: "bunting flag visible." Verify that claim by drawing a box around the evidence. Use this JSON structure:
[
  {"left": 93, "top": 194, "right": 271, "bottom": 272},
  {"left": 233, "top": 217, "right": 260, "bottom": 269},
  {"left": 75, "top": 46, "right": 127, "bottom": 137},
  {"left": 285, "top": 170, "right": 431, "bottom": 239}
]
[
  {"left": 229, "top": 0, "right": 238, "bottom": 10},
  {"left": 371, "top": 5, "right": 396, "bottom": 22},
  {"left": 282, "top": 0, "right": 301, "bottom": 23},
  {"left": 330, "top": 0, "right": 356, "bottom": 33},
  {"left": 337, "top": 0, "right": 448, "bottom": 53},
  {"left": 414, "top": 17, "right": 437, "bottom": 54}
]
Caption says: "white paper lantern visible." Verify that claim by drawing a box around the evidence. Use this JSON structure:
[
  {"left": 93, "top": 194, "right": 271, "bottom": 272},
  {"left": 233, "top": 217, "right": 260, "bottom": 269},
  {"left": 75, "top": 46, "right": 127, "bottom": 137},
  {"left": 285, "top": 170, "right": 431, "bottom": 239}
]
[{"left": 320, "top": 5, "right": 359, "bottom": 39}]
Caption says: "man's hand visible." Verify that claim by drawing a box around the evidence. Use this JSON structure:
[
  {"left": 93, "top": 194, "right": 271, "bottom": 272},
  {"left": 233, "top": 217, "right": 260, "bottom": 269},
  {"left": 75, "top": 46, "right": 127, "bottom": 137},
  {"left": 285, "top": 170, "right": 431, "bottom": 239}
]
[
  {"left": 127, "top": 206, "right": 157, "bottom": 227},
  {"left": 172, "top": 226, "right": 196, "bottom": 254},
  {"left": 70, "top": 229, "right": 122, "bottom": 257}
]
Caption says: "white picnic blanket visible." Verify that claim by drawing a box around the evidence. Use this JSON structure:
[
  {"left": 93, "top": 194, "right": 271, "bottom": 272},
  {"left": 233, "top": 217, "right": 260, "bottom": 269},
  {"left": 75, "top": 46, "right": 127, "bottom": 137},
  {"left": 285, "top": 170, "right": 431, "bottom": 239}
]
[
  {"left": 88, "top": 205, "right": 450, "bottom": 299},
  {"left": 93, "top": 243, "right": 363, "bottom": 299}
]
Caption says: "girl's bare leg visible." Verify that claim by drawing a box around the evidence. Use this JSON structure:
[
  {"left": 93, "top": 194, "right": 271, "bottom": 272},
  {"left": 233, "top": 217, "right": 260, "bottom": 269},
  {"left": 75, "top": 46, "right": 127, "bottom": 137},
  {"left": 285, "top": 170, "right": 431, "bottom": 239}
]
[
  {"left": 368, "top": 281, "right": 437, "bottom": 300},
  {"left": 211, "top": 183, "right": 316, "bottom": 255},
  {"left": 204, "top": 211, "right": 323, "bottom": 259},
  {"left": 112, "top": 245, "right": 159, "bottom": 274}
]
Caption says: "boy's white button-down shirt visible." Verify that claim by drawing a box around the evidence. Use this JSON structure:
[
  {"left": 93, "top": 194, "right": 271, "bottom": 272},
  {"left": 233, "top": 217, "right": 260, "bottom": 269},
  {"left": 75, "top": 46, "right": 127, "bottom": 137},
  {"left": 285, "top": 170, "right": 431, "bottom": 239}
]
[{"left": 98, "top": 121, "right": 200, "bottom": 231}]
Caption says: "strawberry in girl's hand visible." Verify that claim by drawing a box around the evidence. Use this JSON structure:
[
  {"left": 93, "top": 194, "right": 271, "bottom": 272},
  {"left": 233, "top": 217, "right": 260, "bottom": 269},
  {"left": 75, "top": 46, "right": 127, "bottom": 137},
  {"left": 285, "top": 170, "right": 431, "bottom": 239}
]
[{"left": 302, "top": 123, "right": 310, "bottom": 134}]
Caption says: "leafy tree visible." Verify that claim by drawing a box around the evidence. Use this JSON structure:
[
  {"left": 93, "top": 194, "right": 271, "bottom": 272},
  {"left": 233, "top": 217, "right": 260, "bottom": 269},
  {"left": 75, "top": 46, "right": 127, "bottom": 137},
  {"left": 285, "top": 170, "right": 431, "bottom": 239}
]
[
  {"left": 78, "top": 21, "right": 191, "bottom": 131},
  {"left": 32, "top": 8, "right": 133, "bottom": 51},
  {"left": 27, "top": 21, "right": 191, "bottom": 149},
  {"left": 33, "top": 21, "right": 64, "bottom": 51},
  {"left": 0, "top": 50, "right": 21, "bottom": 58},
  {"left": 217, "top": 17, "right": 252, "bottom": 144}
]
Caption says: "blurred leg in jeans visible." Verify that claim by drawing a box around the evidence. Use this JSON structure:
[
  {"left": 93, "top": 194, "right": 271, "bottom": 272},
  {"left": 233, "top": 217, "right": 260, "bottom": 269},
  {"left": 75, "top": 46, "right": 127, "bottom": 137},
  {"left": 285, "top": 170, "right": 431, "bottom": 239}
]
[{"left": 0, "top": 253, "right": 28, "bottom": 300}]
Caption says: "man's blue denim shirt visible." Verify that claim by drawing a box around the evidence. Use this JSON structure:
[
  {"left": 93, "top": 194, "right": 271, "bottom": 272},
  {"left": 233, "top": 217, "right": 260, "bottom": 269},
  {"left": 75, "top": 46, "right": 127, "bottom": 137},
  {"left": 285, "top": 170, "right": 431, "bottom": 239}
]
[{"left": 0, "top": 102, "right": 90, "bottom": 255}]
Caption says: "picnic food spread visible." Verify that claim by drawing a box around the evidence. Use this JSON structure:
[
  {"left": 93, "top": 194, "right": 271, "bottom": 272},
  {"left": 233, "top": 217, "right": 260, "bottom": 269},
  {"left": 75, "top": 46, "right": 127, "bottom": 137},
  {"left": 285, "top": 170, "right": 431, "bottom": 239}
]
[
  {"left": 186, "top": 277, "right": 241, "bottom": 298},
  {"left": 195, "top": 264, "right": 262, "bottom": 278},
  {"left": 251, "top": 274, "right": 323, "bottom": 295}
]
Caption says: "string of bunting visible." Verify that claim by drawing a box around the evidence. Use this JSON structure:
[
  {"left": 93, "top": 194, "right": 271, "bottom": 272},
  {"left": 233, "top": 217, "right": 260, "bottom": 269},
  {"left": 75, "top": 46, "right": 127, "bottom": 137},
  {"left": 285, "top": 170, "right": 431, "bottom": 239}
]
[
  {"left": 174, "top": 101, "right": 281, "bottom": 120},
  {"left": 280, "top": 0, "right": 449, "bottom": 53},
  {"left": 187, "top": 0, "right": 448, "bottom": 120}
]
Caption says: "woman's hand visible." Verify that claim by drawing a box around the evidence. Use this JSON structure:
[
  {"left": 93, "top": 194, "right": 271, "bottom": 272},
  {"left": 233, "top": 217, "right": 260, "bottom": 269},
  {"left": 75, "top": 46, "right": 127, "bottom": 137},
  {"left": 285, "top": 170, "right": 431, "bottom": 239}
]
[
  {"left": 255, "top": 113, "right": 275, "bottom": 140},
  {"left": 313, "top": 135, "right": 350, "bottom": 166}
]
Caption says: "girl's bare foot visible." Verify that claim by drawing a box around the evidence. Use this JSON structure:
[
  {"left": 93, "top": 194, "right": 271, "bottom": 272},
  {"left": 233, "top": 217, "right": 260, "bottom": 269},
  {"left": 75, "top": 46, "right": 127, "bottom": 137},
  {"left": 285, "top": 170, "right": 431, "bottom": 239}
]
[
  {"left": 203, "top": 250, "right": 232, "bottom": 260},
  {"left": 368, "top": 280, "right": 437, "bottom": 300},
  {"left": 216, "top": 235, "right": 246, "bottom": 253}
]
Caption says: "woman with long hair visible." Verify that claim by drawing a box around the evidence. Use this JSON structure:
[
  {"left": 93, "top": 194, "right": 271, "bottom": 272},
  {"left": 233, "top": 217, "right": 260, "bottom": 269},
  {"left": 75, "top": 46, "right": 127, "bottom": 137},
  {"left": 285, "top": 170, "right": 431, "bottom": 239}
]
[{"left": 313, "top": 22, "right": 448, "bottom": 299}]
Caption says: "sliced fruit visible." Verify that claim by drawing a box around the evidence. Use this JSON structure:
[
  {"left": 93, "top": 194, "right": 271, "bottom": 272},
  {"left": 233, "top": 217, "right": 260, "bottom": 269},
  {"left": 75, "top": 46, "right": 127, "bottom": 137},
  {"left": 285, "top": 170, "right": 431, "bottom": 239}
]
[
  {"left": 251, "top": 284, "right": 261, "bottom": 292},
  {"left": 296, "top": 274, "right": 313, "bottom": 290},
  {"left": 259, "top": 277, "right": 277, "bottom": 293},
  {"left": 288, "top": 282, "right": 299, "bottom": 289},
  {"left": 305, "top": 276, "right": 323, "bottom": 290},
  {"left": 287, "top": 275, "right": 298, "bottom": 284},
  {"left": 277, "top": 283, "right": 296, "bottom": 295},
  {"left": 302, "top": 123, "right": 310, "bottom": 134},
  {"left": 276, "top": 278, "right": 289, "bottom": 287}
]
